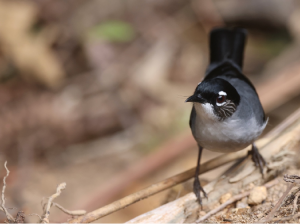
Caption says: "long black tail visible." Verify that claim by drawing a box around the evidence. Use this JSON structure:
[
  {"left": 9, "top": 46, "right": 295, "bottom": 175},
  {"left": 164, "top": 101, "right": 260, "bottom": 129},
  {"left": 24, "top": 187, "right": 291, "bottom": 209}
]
[{"left": 209, "top": 28, "right": 247, "bottom": 70}]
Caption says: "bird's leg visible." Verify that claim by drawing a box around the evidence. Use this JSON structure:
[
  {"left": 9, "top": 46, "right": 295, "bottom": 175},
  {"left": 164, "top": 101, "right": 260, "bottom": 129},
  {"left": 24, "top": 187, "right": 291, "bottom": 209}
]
[
  {"left": 193, "top": 145, "right": 207, "bottom": 205},
  {"left": 249, "top": 142, "right": 266, "bottom": 174}
]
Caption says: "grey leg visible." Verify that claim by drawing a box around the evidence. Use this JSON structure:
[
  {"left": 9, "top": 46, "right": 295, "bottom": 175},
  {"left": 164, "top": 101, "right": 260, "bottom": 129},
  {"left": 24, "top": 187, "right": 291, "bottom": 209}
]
[
  {"left": 193, "top": 145, "right": 208, "bottom": 205},
  {"left": 250, "top": 142, "right": 266, "bottom": 174}
]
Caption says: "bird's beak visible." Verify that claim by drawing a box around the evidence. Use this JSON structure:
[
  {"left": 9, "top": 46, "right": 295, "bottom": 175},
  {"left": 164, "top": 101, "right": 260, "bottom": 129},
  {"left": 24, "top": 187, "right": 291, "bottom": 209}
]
[{"left": 185, "top": 95, "right": 205, "bottom": 103}]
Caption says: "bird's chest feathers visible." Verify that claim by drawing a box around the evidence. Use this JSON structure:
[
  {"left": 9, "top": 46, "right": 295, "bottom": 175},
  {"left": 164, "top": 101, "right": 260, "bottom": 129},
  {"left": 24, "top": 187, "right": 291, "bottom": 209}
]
[{"left": 192, "top": 103, "right": 261, "bottom": 152}]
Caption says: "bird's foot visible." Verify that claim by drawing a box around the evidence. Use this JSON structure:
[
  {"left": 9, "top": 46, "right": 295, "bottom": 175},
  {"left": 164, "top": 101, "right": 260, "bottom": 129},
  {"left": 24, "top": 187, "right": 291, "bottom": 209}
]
[
  {"left": 193, "top": 177, "right": 208, "bottom": 206},
  {"left": 249, "top": 143, "right": 266, "bottom": 175}
]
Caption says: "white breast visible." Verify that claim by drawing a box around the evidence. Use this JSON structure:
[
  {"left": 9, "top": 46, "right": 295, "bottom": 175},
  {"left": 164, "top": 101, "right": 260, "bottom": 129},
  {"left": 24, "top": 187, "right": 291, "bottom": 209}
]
[{"left": 192, "top": 103, "right": 266, "bottom": 153}]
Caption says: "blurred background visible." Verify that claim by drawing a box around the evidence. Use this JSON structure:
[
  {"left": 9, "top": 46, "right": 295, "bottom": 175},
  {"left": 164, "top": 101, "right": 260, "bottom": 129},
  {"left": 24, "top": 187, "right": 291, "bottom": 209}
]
[{"left": 0, "top": 0, "right": 300, "bottom": 222}]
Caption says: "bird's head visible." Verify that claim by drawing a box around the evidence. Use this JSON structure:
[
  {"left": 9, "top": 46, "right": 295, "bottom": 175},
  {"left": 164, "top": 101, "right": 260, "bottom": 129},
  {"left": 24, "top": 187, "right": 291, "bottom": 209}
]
[{"left": 186, "top": 78, "right": 240, "bottom": 121}]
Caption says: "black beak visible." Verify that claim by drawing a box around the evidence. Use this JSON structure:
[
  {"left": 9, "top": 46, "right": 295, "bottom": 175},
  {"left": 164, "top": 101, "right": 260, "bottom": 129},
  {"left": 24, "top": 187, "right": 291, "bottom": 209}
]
[{"left": 185, "top": 94, "right": 205, "bottom": 103}]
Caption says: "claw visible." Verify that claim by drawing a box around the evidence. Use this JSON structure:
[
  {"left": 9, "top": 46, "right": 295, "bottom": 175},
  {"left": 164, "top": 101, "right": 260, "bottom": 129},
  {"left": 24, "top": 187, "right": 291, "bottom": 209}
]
[
  {"left": 193, "top": 145, "right": 207, "bottom": 206},
  {"left": 250, "top": 143, "right": 267, "bottom": 175},
  {"left": 193, "top": 177, "right": 207, "bottom": 206}
]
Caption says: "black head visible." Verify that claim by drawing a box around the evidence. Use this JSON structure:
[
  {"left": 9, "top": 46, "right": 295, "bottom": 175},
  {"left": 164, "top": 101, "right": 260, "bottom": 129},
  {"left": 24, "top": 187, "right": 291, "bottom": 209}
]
[{"left": 186, "top": 78, "right": 240, "bottom": 120}]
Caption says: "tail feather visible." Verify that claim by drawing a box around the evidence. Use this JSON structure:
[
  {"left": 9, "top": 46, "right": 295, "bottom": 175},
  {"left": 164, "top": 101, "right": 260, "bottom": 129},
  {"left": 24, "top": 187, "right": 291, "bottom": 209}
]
[{"left": 209, "top": 28, "right": 247, "bottom": 70}]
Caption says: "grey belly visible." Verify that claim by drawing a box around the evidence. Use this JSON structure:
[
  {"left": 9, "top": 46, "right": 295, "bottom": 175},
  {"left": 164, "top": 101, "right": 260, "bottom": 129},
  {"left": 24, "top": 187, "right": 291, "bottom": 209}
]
[
  {"left": 192, "top": 117, "right": 264, "bottom": 153},
  {"left": 194, "top": 137, "right": 251, "bottom": 153}
]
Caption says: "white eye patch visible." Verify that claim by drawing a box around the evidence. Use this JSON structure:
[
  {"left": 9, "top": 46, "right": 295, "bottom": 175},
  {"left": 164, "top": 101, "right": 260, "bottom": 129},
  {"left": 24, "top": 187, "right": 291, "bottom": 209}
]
[
  {"left": 218, "top": 91, "right": 227, "bottom": 96},
  {"left": 216, "top": 101, "right": 226, "bottom": 106}
]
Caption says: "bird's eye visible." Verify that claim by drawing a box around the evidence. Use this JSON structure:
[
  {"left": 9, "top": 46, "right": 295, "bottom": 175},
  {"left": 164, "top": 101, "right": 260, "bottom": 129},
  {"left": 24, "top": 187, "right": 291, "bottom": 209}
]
[{"left": 216, "top": 95, "right": 226, "bottom": 105}]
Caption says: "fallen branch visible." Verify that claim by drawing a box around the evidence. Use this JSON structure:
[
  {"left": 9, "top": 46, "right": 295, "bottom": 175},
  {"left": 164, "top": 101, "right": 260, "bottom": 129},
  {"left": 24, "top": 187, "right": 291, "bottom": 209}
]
[{"left": 196, "top": 178, "right": 279, "bottom": 222}]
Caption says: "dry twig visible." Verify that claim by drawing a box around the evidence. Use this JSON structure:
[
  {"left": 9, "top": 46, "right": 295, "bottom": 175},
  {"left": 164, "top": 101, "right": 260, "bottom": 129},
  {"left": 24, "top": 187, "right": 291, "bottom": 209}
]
[
  {"left": 40, "top": 183, "right": 85, "bottom": 223},
  {"left": 52, "top": 202, "right": 86, "bottom": 216},
  {"left": 41, "top": 182, "right": 66, "bottom": 223},
  {"left": 0, "top": 162, "right": 15, "bottom": 223},
  {"left": 196, "top": 178, "right": 279, "bottom": 222}
]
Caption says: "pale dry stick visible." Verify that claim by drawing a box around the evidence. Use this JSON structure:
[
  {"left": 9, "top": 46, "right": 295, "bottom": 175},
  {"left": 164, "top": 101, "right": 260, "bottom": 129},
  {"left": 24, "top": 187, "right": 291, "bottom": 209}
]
[
  {"left": 52, "top": 202, "right": 86, "bottom": 216},
  {"left": 196, "top": 178, "right": 279, "bottom": 222},
  {"left": 260, "top": 183, "right": 296, "bottom": 222},
  {"left": 1, "top": 162, "right": 15, "bottom": 223},
  {"left": 41, "top": 182, "right": 66, "bottom": 223}
]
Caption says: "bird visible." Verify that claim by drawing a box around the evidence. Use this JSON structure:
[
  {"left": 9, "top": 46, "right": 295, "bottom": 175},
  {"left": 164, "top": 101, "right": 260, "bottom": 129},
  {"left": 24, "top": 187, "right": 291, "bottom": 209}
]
[{"left": 186, "top": 28, "right": 268, "bottom": 205}]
